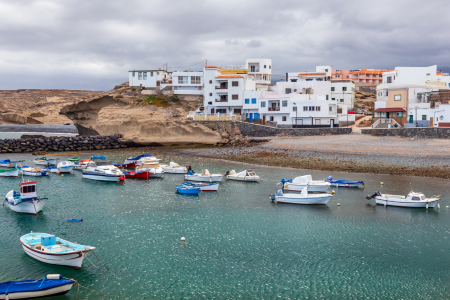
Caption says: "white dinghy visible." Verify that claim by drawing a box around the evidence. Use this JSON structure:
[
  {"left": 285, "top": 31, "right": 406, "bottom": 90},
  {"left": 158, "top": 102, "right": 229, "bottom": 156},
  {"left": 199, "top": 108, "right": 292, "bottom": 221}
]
[
  {"left": 281, "top": 175, "right": 331, "bottom": 192},
  {"left": 136, "top": 157, "right": 164, "bottom": 178},
  {"left": 184, "top": 169, "right": 223, "bottom": 182},
  {"left": 367, "top": 191, "right": 440, "bottom": 209},
  {"left": 226, "top": 170, "right": 260, "bottom": 182},
  {"left": 160, "top": 162, "right": 187, "bottom": 174},
  {"left": 56, "top": 161, "right": 75, "bottom": 173},
  {"left": 272, "top": 187, "right": 332, "bottom": 205},
  {"left": 4, "top": 181, "right": 46, "bottom": 214}
]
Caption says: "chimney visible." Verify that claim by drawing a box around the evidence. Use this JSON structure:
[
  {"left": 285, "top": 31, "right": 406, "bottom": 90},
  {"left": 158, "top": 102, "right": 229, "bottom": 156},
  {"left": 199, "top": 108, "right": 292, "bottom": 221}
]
[{"left": 286, "top": 73, "right": 288, "bottom": 82}]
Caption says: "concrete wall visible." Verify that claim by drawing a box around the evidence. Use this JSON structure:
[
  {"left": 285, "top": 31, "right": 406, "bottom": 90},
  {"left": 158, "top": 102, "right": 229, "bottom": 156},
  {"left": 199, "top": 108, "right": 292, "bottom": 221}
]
[{"left": 361, "top": 128, "right": 450, "bottom": 139}]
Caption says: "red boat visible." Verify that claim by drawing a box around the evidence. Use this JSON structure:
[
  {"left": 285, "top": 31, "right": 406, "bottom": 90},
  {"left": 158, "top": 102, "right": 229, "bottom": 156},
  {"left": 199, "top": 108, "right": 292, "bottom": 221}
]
[
  {"left": 124, "top": 170, "right": 149, "bottom": 179},
  {"left": 113, "top": 162, "right": 136, "bottom": 168}
]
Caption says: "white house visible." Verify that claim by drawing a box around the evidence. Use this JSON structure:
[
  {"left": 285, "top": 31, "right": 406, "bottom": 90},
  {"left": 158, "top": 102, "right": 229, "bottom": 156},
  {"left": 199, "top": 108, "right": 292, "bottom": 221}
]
[
  {"left": 245, "top": 59, "right": 272, "bottom": 85},
  {"left": 128, "top": 69, "right": 171, "bottom": 88},
  {"left": 172, "top": 71, "right": 203, "bottom": 100},
  {"left": 331, "top": 80, "right": 355, "bottom": 108}
]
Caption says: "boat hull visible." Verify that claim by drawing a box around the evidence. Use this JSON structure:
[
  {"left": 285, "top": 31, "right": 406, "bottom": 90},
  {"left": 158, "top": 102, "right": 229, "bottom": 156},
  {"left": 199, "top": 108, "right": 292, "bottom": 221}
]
[
  {"left": 21, "top": 244, "right": 88, "bottom": 269},
  {"left": 58, "top": 166, "right": 73, "bottom": 173},
  {"left": 21, "top": 171, "right": 49, "bottom": 177},
  {"left": 82, "top": 173, "right": 124, "bottom": 182},
  {"left": 0, "top": 169, "right": 19, "bottom": 177},
  {"left": 183, "top": 182, "right": 219, "bottom": 191},
  {"left": 375, "top": 198, "right": 438, "bottom": 208},
  {"left": 330, "top": 182, "right": 363, "bottom": 188},
  {"left": 0, "top": 282, "right": 74, "bottom": 300},
  {"left": 284, "top": 183, "right": 329, "bottom": 192},
  {"left": 161, "top": 167, "right": 187, "bottom": 174},
  {"left": 35, "top": 159, "right": 56, "bottom": 166},
  {"left": 0, "top": 162, "right": 21, "bottom": 168},
  {"left": 227, "top": 176, "right": 260, "bottom": 182},
  {"left": 184, "top": 175, "right": 223, "bottom": 182},
  {"left": 6, "top": 199, "right": 44, "bottom": 214},
  {"left": 149, "top": 172, "right": 163, "bottom": 178},
  {"left": 114, "top": 162, "right": 136, "bottom": 168},
  {"left": 124, "top": 171, "right": 149, "bottom": 179},
  {"left": 276, "top": 195, "right": 332, "bottom": 205}
]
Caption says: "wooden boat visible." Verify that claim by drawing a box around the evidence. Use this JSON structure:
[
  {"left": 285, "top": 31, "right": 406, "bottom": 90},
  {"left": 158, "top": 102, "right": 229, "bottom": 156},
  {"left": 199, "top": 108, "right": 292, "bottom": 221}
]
[
  {"left": 272, "top": 188, "right": 332, "bottom": 205},
  {"left": 160, "top": 162, "right": 187, "bottom": 174},
  {"left": 20, "top": 232, "right": 96, "bottom": 269},
  {"left": 184, "top": 169, "right": 223, "bottom": 182},
  {"left": 19, "top": 166, "right": 49, "bottom": 177},
  {"left": 324, "top": 176, "right": 364, "bottom": 188},
  {"left": 67, "top": 157, "right": 79, "bottom": 162},
  {"left": 175, "top": 185, "right": 200, "bottom": 194},
  {"left": 4, "top": 181, "right": 46, "bottom": 214},
  {"left": 226, "top": 170, "right": 260, "bottom": 182},
  {"left": 34, "top": 157, "right": 57, "bottom": 166},
  {"left": 0, "top": 159, "right": 24, "bottom": 168},
  {"left": 182, "top": 181, "right": 219, "bottom": 191},
  {"left": 367, "top": 191, "right": 440, "bottom": 208},
  {"left": 0, "top": 274, "right": 74, "bottom": 299},
  {"left": 0, "top": 168, "right": 19, "bottom": 177},
  {"left": 123, "top": 170, "right": 149, "bottom": 179},
  {"left": 281, "top": 175, "right": 331, "bottom": 192}
]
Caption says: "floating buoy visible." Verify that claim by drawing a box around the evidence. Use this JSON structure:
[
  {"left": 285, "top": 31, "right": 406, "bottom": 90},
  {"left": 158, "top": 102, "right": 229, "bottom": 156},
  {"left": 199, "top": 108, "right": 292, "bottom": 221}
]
[
  {"left": 446, "top": 206, "right": 449, "bottom": 209},
  {"left": 332, "top": 190, "right": 335, "bottom": 194},
  {"left": 381, "top": 182, "right": 384, "bottom": 185},
  {"left": 181, "top": 237, "right": 186, "bottom": 242},
  {"left": 337, "top": 203, "right": 340, "bottom": 206},
  {"left": 61, "top": 174, "right": 64, "bottom": 177}
]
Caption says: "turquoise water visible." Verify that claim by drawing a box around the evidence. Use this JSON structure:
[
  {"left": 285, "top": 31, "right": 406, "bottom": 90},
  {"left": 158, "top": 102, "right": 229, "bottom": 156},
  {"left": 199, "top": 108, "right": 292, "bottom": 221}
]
[{"left": 2, "top": 151, "right": 450, "bottom": 299}]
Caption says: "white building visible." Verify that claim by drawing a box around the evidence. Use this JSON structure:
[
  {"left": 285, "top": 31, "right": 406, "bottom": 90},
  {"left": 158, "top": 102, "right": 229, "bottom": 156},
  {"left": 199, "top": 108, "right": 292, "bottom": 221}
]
[
  {"left": 172, "top": 71, "right": 203, "bottom": 100},
  {"left": 245, "top": 59, "right": 272, "bottom": 85},
  {"left": 331, "top": 80, "right": 356, "bottom": 108},
  {"left": 128, "top": 69, "right": 171, "bottom": 88}
]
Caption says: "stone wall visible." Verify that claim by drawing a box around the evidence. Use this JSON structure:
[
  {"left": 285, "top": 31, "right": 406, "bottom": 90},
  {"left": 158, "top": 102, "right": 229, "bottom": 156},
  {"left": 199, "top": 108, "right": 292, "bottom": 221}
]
[
  {"left": 0, "top": 134, "right": 127, "bottom": 153},
  {"left": 236, "top": 121, "right": 352, "bottom": 137},
  {"left": 361, "top": 128, "right": 450, "bottom": 138}
]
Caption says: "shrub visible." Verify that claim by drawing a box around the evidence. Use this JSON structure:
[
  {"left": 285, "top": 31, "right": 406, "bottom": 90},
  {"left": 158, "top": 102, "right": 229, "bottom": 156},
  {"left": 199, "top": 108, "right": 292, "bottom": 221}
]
[{"left": 131, "top": 87, "right": 136, "bottom": 91}]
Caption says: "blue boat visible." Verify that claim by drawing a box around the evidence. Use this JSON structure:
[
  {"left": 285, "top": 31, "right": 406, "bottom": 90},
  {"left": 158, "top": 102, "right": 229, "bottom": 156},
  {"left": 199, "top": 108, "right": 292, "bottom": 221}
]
[
  {"left": 0, "top": 274, "right": 74, "bottom": 299},
  {"left": 182, "top": 181, "right": 219, "bottom": 191},
  {"left": 175, "top": 185, "right": 200, "bottom": 194},
  {"left": 324, "top": 176, "right": 364, "bottom": 188},
  {"left": 0, "top": 159, "right": 25, "bottom": 168}
]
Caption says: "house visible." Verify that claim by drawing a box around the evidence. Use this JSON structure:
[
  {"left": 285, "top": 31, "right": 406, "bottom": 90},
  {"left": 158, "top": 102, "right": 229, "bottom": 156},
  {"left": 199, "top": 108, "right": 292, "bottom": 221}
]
[
  {"left": 331, "top": 69, "right": 392, "bottom": 84},
  {"left": 172, "top": 71, "right": 203, "bottom": 101},
  {"left": 128, "top": 69, "right": 171, "bottom": 88},
  {"left": 331, "top": 80, "right": 355, "bottom": 108}
]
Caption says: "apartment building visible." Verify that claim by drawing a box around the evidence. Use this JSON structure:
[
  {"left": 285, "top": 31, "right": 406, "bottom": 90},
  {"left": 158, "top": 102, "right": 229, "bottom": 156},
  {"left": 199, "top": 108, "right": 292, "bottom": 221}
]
[
  {"left": 331, "top": 69, "right": 392, "bottom": 84},
  {"left": 172, "top": 71, "right": 203, "bottom": 100}
]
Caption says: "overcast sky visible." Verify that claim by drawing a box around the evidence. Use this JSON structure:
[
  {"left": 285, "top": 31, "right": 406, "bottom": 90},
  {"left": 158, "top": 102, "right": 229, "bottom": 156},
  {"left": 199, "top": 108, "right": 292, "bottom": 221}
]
[{"left": 1, "top": 0, "right": 449, "bottom": 90}]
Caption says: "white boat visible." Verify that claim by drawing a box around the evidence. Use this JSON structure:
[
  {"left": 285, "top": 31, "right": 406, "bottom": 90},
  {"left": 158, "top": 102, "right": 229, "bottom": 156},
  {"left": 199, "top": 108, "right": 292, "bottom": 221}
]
[
  {"left": 124, "top": 154, "right": 160, "bottom": 165},
  {"left": 56, "top": 161, "right": 74, "bottom": 173},
  {"left": 34, "top": 157, "right": 57, "bottom": 166},
  {"left": 20, "top": 232, "right": 95, "bottom": 269},
  {"left": 367, "top": 191, "right": 440, "bottom": 208},
  {"left": 226, "top": 169, "right": 260, "bottom": 182},
  {"left": 273, "top": 188, "right": 332, "bottom": 205},
  {"left": 4, "top": 181, "right": 45, "bottom": 214},
  {"left": 74, "top": 159, "right": 95, "bottom": 170},
  {"left": 160, "top": 162, "right": 187, "bottom": 174},
  {"left": 0, "top": 159, "right": 24, "bottom": 168},
  {"left": 0, "top": 168, "right": 19, "bottom": 177},
  {"left": 182, "top": 181, "right": 220, "bottom": 191},
  {"left": 184, "top": 169, "right": 223, "bottom": 182},
  {"left": 19, "top": 166, "right": 50, "bottom": 177},
  {"left": 282, "top": 175, "right": 331, "bottom": 192},
  {"left": 136, "top": 157, "right": 164, "bottom": 178},
  {"left": 82, "top": 164, "right": 125, "bottom": 182}
]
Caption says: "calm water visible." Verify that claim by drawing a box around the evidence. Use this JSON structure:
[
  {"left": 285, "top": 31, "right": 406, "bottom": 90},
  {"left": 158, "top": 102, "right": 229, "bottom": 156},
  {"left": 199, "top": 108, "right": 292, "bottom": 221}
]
[{"left": 1, "top": 151, "right": 450, "bottom": 299}]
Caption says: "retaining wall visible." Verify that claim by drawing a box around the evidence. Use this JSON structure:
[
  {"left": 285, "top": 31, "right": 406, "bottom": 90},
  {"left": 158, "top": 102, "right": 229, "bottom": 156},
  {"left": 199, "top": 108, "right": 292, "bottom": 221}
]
[{"left": 361, "top": 128, "right": 450, "bottom": 139}]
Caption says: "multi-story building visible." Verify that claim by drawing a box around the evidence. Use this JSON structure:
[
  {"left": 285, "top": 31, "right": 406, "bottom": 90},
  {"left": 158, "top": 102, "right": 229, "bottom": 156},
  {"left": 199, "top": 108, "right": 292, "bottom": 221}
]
[
  {"left": 171, "top": 71, "right": 203, "bottom": 100},
  {"left": 331, "top": 68, "right": 392, "bottom": 84}
]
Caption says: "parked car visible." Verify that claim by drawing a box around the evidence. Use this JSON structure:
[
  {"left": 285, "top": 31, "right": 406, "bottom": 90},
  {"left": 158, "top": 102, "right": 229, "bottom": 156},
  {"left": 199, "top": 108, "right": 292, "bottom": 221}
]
[
  {"left": 356, "top": 108, "right": 363, "bottom": 114},
  {"left": 363, "top": 110, "right": 372, "bottom": 115},
  {"left": 348, "top": 111, "right": 356, "bottom": 114}
]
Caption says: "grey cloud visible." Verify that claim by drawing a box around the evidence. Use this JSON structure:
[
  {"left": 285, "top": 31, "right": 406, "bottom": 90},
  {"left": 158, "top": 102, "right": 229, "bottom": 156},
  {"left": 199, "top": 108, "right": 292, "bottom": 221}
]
[{"left": 246, "top": 40, "right": 262, "bottom": 48}]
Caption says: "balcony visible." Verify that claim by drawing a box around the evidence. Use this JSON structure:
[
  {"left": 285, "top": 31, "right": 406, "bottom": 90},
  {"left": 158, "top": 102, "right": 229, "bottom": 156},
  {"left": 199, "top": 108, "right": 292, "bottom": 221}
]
[
  {"left": 215, "top": 86, "right": 228, "bottom": 90},
  {"left": 268, "top": 107, "right": 280, "bottom": 111},
  {"left": 215, "top": 98, "right": 228, "bottom": 102}
]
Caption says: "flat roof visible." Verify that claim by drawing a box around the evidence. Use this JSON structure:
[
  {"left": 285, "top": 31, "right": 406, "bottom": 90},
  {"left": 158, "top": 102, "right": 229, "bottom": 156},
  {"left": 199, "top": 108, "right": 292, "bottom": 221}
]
[{"left": 128, "top": 70, "right": 164, "bottom": 72}]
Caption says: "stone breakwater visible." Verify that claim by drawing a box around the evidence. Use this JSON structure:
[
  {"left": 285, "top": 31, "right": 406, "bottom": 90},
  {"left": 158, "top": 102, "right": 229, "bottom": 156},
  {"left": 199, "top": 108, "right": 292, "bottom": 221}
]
[{"left": 0, "top": 134, "right": 127, "bottom": 153}]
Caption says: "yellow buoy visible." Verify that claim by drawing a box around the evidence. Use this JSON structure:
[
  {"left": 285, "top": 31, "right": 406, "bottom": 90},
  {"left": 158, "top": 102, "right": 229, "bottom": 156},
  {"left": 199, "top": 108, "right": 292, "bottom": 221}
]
[
  {"left": 332, "top": 190, "right": 335, "bottom": 194},
  {"left": 181, "top": 237, "right": 186, "bottom": 242},
  {"left": 380, "top": 182, "right": 384, "bottom": 185},
  {"left": 61, "top": 174, "right": 64, "bottom": 177},
  {"left": 337, "top": 203, "right": 340, "bottom": 206}
]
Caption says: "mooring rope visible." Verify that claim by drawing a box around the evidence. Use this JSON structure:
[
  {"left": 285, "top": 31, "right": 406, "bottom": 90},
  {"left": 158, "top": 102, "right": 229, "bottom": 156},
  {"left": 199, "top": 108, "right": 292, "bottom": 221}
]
[
  {"left": 41, "top": 201, "right": 65, "bottom": 220},
  {"left": 66, "top": 279, "right": 146, "bottom": 299},
  {"left": 85, "top": 253, "right": 128, "bottom": 282},
  {"left": 92, "top": 250, "right": 109, "bottom": 270}
]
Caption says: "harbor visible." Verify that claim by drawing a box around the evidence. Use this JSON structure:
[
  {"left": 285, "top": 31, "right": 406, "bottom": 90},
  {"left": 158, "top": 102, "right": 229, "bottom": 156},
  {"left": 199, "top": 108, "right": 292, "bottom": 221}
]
[{"left": 2, "top": 151, "right": 450, "bottom": 299}]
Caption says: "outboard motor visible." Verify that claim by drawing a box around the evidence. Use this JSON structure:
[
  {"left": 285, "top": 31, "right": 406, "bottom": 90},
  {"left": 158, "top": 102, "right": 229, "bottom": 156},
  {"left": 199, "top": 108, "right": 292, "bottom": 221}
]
[
  {"left": 366, "top": 191, "right": 381, "bottom": 200},
  {"left": 225, "top": 171, "right": 230, "bottom": 176}
]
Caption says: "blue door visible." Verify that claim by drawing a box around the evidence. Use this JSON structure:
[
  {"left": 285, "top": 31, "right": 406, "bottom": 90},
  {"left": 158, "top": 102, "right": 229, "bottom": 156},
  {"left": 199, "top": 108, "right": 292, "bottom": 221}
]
[{"left": 249, "top": 113, "right": 253, "bottom": 123}]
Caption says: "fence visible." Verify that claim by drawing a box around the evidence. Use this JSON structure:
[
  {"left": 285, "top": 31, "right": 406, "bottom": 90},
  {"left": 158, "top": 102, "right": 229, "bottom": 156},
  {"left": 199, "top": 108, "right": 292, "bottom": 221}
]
[{"left": 192, "top": 113, "right": 243, "bottom": 122}]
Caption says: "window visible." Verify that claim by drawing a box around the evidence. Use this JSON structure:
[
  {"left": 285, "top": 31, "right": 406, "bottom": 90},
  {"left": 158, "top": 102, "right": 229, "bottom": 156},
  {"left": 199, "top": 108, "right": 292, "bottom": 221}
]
[
  {"left": 191, "top": 76, "right": 201, "bottom": 84},
  {"left": 270, "top": 116, "right": 274, "bottom": 122},
  {"left": 426, "top": 73, "right": 430, "bottom": 76},
  {"left": 132, "top": 72, "right": 135, "bottom": 77},
  {"left": 209, "top": 80, "right": 212, "bottom": 84},
  {"left": 329, "top": 106, "right": 332, "bottom": 112},
  {"left": 326, "top": 95, "right": 329, "bottom": 100},
  {"left": 332, "top": 98, "right": 335, "bottom": 101},
  {"left": 282, "top": 116, "right": 286, "bottom": 121},
  {"left": 251, "top": 98, "right": 257, "bottom": 104},
  {"left": 250, "top": 66, "right": 256, "bottom": 72},
  {"left": 309, "top": 106, "right": 315, "bottom": 111},
  {"left": 385, "top": 91, "right": 388, "bottom": 96},
  {"left": 285, "top": 88, "right": 292, "bottom": 94},
  {"left": 232, "top": 94, "right": 239, "bottom": 100},
  {"left": 151, "top": 72, "right": 154, "bottom": 77},
  {"left": 261, "top": 101, "right": 266, "bottom": 108},
  {"left": 325, "top": 69, "right": 328, "bottom": 72},
  {"left": 396, "top": 112, "right": 403, "bottom": 117},
  {"left": 282, "top": 100, "right": 288, "bottom": 107},
  {"left": 303, "top": 106, "right": 308, "bottom": 111},
  {"left": 331, "top": 87, "right": 335, "bottom": 91},
  {"left": 209, "top": 93, "right": 212, "bottom": 96},
  {"left": 394, "top": 94, "right": 401, "bottom": 101},
  {"left": 342, "top": 87, "right": 347, "bottom": 91},
  {"left": 143, "top": 72, "right": 147, "bottom": 80},
  {"left": 412, "top": 196, "right": 420, "bottom": 201},
  {"left": 422, "top": 115, "right": 427, "bottom": 120},
  {"left": 340, "top": 99, "right": 344, "bottom": 102},
  {"left": 138, "top": 72, "right": 142, "bottom": 80},
  {"left": 232, "top": 81, "right": 239, "bottom": 87},
  {"left": 293, "top": 106, "right": 297, "bottom": 112},
  {"left": 178, "top": 76, "right": 188, "bottom": 84},
  {"left": 387, "top": 76, "right": 392, "bottom": 83},
  {"left": 208, "top": 101, "right": 212, "bottom": 105},
  {"left": 245, "top": 98, "right": 249, "bottom": 104},
  {"left": 316, "top": 106, "right": 321, "bottom": 111},
  {"left": 234, "top": 109, "right": 242, "bottom": 114},
  {"left": 264, "top": 65, "right": 267, "bottom": 69},
  {"left": 269, "top": 65, "right": 271, "bottom": 69}
]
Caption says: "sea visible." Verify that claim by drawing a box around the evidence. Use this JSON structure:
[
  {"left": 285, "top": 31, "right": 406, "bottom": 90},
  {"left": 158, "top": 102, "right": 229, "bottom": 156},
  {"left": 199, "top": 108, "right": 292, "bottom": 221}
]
[{"left": 1, "top": 150, "right": 450, "bottom": 299}]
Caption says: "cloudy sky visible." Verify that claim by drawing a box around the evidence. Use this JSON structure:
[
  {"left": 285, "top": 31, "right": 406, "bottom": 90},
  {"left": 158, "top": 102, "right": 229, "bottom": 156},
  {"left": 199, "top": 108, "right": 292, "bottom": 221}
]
[{"left": 1, "top": 0, "right": 449, "bottom": 90}]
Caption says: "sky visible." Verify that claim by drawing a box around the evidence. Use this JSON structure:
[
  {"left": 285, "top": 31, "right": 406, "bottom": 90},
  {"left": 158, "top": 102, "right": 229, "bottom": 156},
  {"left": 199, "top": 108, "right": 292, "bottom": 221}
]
[{"left": 1, "top": 0, "right": 449, "bottom": 90}]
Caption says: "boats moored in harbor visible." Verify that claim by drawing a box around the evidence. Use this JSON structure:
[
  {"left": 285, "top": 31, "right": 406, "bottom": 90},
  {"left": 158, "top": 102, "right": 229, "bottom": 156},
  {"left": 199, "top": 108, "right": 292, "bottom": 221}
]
[
  {"left": 123, "top": 170, "right": 150, "bottom": 179},
  {"left": 367, "top": 191, "right": 440, "bottom": 208},
  {"left": 160, "top": 162, "right": 187, "bottom": 174},
  {"left": 4, "top": 181, "right": 46, "bottom": 214},
  {"left": 182, "top": 181, "right": 219, "bottom": 191},
  {"left": 175, "top": 185, "right": 200, "bottom": 194},
  {"left": 0, "top": 159, "right": 25, "bottom": 168},
  {"left": 34, "top": 157, "right": 57, "bottom": 166},
  {"left": 82, "top": 156, "right": 125, "bottom": 182},
  {"left": 226, "top": 170, "right": 260, "bottom": 182},
  {"left": 281, "top": 175, "right": 331, "bottom": 192},
  {"left": 0, "top": 274, "right": 74, "bottom": 299},
  {"left": 272, "top": 188, "right": 333, "bottom": 205},
  {"left": 20, "top": 232, "right": 96, "bottom": 269},
  {"left": 124, "top": 154, "right": 160, "bottom": 165},
  {"left": 324, "top": 176, "right": 364, "bottom": 188},
  {"left": 19, "top": 166, "right": 49, "bottom": 177},
  {"left": 0, "top": 168, "right": 19, "bottom": 177},
  {"left": 74, "top": 158, "right": 95, "bottom": 170},
  {"left": 184, "top": 169, "right": 223, "bottom": 182},
  {"left": 135, "top": 157, "right": 163, "bottom": 178}
]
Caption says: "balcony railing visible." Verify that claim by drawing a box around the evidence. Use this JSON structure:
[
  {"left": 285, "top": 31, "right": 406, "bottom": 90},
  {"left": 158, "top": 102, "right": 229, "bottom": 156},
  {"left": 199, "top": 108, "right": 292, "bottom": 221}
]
[
  {"left": 215, "top": 86, "right": 228, "bottom": 89},
  {"left": 215, "top": 99, "right": 228, "bottom": 102},
  {"left": 268, "top": 107, "right": 280, "bottom": 111}
]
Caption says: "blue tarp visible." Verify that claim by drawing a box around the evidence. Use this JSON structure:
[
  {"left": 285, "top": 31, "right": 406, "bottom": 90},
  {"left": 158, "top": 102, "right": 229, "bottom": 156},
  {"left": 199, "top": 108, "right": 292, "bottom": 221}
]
[
  {"left": 91, "top": 156, "right": 105, "bottom": 160},
  {"left": 0, "top": 278, "right": 74, "bottom": 294}
]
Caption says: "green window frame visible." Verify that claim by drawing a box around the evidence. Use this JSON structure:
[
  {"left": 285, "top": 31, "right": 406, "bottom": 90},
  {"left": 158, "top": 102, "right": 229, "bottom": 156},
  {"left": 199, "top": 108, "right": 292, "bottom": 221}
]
[
  {"left": 331, "top": 87, "right": 335, "bottom": 91},
  {"left": 394, "top": 94, "right": 401, "bottom": 101},
  {"left": 332, "top": 98, "right": 335, "bottom": 101},
  {"left": 396, "top": 112, "right": 403, "bottom": 117},
  {"left": 326, "top": 95, "right": 329, "bottom": 100}
]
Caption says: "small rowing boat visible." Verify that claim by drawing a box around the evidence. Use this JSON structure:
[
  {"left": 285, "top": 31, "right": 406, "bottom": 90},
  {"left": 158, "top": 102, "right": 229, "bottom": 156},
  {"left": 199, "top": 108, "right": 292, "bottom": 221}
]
[
  {"left": 20, "top": 232, "right": 96, "bottom": 269},
  {"left": 135, "top": 158, "right": 163, "bottom": 178},
  {"left": 82, "top": 156, "right": 125, "bottom": 182},
  {"left": 272, "top": 188, "right": 333, "bottom": 205},
  {"left": 281, "top": 175, "right": 330, "bottom": 192},
  {"left": 0, "top": 274, "right": 74, "bottom": 299},
  {"left": 123, "top": 170, "right": 150, "bottom": 179},
  {"left": 184, "top": 169, "right": 223, "bottom": 182},
  {"left": 160, "top": 162, "right": 187, "bottom": 174},
  {"left": 226, "top": 169, "right": 260, "bottom": 182},
  {"left": 113, "top": 162, "right": 136, "bottom": 168},
  {"left": 175, "top": 185, "right": 200, "bottom": 194},
  {"left": 324, "top": 176, "right": 364, "bottom": 188},
  {"left": 0, "top": 159, "right": 25, "bottom": 168},
  {"left": 182, "top": 181, "right": 219, "bottom": 191},
  {"left": 34, "top": 157, "right": 57, "bottom": 166},
  {"left": 73, "top": 159, "right": 94, "bottom": 170},
  {"left": 19, "top": 166, "right": 49, "bottom": 177}
]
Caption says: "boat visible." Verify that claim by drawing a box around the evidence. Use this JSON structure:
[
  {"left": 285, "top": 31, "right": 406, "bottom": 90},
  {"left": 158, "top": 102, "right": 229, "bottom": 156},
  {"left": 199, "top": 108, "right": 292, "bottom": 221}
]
[
  {"left": 184, "top": 169, "right": 223, "bottom": 182},
  {"left": 226, "top": 170, "right": 260, "bottom": 182},
  {"left": 366, "top": 191, "right": 440, "bottom": 208},
  {"left": 34, "top": 157, "right": 57, "bottom": 166},
  {"left": 135, "top": 157, "right": 163, "bottom": 178},
  {"left": 4, "top": 181, "right": 46, "bottom": 214},
  {"left": 68, "top": 157, "right": 80, "bottom": 163},
  {"left": 0, "top": 274, "right": 74, "bottom": 299},
  {"left": 113, "top": 162, "right": 136, "bottom": 168},
  {"left": 324, "top": 176, "right": 364, "bottom": 188},
  {"left": 0, "top": 159, "right": 25, "bottom": 168},
  {"left": 123, "top": 170, "right": 150, "bottom": 179},
  {"left": 160, "top": 162, "right": 187, "bottom": 174},
  {"left": 82, "top": 156, "right": 125, "bottom": 182},
  {"left": 272, "top": 188, "right": 333, "bottom": 205},
  {"left": 56, "top": 161, "right": 74, "bottom": 173},
  {"left": 0, "top": 168, "right": 19, "bottom": 177},
  {"left": 19, "top": 166, "right": 49, "bottom": 177},
  {"left": 124, "top": 154, "right": 160, "bottom": 165},
  {"left": 20, "top": 232, "right": 96, "bottom": 269},
  {"left": 175, "top": 185, "right": 200, "bottom": 194},
  {"left": 182, "top": 181, "right": 219, "bottom": 191},
  {"left": 281, "top": 175, "right": 331, "bottom": 192},
  {"left": 73, "top": 158, "right": 94, "bottom": 170}
]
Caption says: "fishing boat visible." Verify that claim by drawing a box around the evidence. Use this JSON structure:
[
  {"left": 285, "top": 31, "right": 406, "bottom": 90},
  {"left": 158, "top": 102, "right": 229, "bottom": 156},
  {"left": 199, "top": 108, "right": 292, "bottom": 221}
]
[
  {"left": 19, "top": 166, "right": 49, "bottom": 177},
  {"left": 56, "top": 161, "right": 74, "bottom": 173},
  {"left": 124, "top": 154, "right": 160, "bottom": 165},
  {"left": 281, "top": 175, "right": 331, "bottom": 192},
  {"left": 0, "top": 159, "right": 24, "bottom": 168},
  {"left": 4, "top": 181, "right": 46, "bottom": 214},
  {"left": 68, "top": 157, "right": 79, "bottom": 163},
  {"left": 82, "top": 156, "right": 125, "bottom": 182},
  {"left": 184, "top": 169, "right": 223, "bottom": 182},
  {"left": 160, "top": 162, "right": 187, "bottom": 174},
  {"left": 226, "top": 170, "right": 260, "bottom": 182},
  {"left": 135, "top": 157, "right": 163, "bottom": 178},
  {"left": 73, "top": 159, "right": 94, "bottom": 170},
  {"left": 324, "top": 176, "right": 364, "bottom": 188},
  {"left": 20, "top": 232, "right": 96, "bottom": 269},
  {"left": 123, "top": 170, "right": 150, "bottom": 179},
  {"left": 0, "top": 168, "right": 19, "bottom": 177},
  {"left": 272, "top": 188, "right": 333, "bottom": 205},
  {"left": 113, "top": 162, "right": 136, "bottom": 168},
  {"left": 175, "top": 185, "right": 200, "bottom": 194},
  {"left": 182, "top": 181, "right": 219, "bottom": 191},
  {"left": 34, "top": 157, "right": 57, "bottom": 166},
  {"left": 366, "top": 191, "right": 440, "bottom": 208},
  {"left": 0, "top": 274, "right": 74, "bottom": 299}
]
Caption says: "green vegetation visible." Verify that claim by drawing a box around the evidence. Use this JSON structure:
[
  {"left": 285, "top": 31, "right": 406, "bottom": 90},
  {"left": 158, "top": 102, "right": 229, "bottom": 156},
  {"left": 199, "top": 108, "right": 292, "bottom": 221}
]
[{"left": 131, "top": 87, "right": 136, "bottom": 91}]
